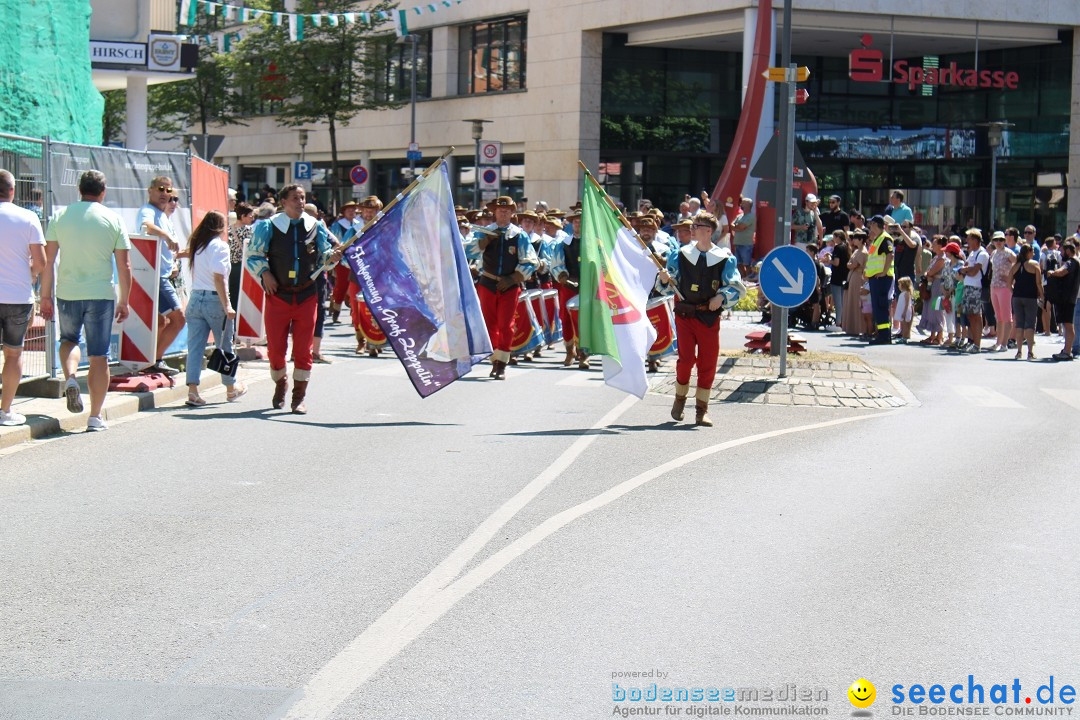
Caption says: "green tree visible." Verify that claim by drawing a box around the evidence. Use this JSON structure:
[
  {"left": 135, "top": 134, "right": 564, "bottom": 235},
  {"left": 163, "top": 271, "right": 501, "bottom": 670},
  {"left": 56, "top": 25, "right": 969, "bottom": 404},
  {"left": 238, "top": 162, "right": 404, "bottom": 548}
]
[
  {"left": 232, "top": 0, "right": 401, "bottom": 207},
  {"left": 101, "top": 90, "right": 126, "bottom": 145}
]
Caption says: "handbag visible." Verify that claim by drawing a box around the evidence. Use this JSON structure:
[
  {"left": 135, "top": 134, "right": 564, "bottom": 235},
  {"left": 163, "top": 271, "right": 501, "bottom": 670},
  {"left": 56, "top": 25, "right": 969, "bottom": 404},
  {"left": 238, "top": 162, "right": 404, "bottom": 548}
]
[{"left": 207, "top": 317, "right": 239, "bottom": 378}]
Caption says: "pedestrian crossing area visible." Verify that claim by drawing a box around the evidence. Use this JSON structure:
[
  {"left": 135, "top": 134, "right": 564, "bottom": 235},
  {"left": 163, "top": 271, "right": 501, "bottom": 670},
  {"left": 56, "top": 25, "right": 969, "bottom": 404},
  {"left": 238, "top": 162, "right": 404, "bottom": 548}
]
[{"left": 952, "top": 384, "right": 1080, "bottom": 411}]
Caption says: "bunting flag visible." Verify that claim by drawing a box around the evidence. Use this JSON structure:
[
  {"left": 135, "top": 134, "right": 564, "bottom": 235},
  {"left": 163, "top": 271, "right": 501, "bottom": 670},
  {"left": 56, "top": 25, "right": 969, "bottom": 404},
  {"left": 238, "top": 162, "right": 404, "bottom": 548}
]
[
  {"left": 179, "top": 0, "right": 467, "bottom": 38},
  {"left": 342, "top": 162, "right": 491, "bottom": 397},
  {"left": 577, "top": 172, "right": 659, "bottom": 399}
]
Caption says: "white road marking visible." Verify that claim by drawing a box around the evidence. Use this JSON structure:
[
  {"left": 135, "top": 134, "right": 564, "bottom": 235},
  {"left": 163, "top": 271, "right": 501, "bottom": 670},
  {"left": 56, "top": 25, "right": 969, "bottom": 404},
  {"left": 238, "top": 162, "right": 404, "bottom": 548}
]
[
  {"left": 270, "top": 406, "right": 896, "bottom": 719},
  {"left": 1041, "top": 388, "right": 1080, "bottom": 410},
  {"left": 952, "top": 385, "right": 1024, "bottom": 408}
]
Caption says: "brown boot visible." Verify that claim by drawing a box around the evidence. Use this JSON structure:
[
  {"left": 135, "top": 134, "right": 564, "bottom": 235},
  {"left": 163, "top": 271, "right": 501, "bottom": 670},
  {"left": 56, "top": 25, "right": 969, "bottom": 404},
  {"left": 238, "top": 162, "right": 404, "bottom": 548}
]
[
  {"left": 272, "top": 377, "right": 288, "bottom": 410},
  {"left": 671, "top": 382, "right": 689, "bottom": 421},
  {"left": 563, "top": 343, "right": 575, "bottom": 367},
  {"left": 694, "top": 388, "right": 713, "bottom": 427},
  {"left": 493, "top": 360, "right": 507, "bottom": 380},
  {"left": 291, "top": 380, "right": 309, "bottom": 414}
]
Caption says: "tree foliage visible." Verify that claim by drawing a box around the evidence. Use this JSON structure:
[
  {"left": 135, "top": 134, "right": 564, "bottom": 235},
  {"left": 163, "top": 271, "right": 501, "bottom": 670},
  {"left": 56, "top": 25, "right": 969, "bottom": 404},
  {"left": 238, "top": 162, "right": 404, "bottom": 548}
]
[{"left": 101, "top": 90, "right": 126, "bottom": 145}]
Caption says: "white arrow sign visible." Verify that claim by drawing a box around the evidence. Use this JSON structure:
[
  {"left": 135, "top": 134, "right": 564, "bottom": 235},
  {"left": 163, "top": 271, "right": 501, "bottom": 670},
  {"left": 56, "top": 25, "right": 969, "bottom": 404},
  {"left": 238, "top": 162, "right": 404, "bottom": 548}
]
[{"left": 772, "top": 257, "right": 804, "bottom": 294}]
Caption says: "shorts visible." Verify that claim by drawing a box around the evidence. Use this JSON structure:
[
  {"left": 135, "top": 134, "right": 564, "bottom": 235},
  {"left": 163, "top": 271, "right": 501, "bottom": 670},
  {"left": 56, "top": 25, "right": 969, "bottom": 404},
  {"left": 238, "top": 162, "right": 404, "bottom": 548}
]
[
  {"left": 734, "top": 244, "right": 753, "bottom": 266},
  {"left": 0, "top": 303, "right": 33, "bottom": 348},
  {"left": 159, "top": 276, "right": 182, "bottom": 315},
  {"left": 1055, "top": 301, "right": 1076, "bottom": 326},
  {"left": 57, "top": 298, "right": 115, "bottom": 357},
  {"left": 1012, "top": 296, "right": 1039, "bottom": 331},
  {"left": 959, "top": 285, "right": 983, "bottom": 316}
]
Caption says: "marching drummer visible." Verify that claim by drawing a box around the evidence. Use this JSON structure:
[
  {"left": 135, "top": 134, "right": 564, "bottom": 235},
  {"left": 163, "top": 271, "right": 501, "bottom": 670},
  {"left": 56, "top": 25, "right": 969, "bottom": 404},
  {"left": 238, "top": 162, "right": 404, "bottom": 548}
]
[
  {"left": 657, "top": 212, "right": 746, "bottom": 427},
  {"left": 516, "top": 210, "right": 552, "bottom": 361},
  {"left": 550, "top": 208, "right": 589, "bottom": 369}
]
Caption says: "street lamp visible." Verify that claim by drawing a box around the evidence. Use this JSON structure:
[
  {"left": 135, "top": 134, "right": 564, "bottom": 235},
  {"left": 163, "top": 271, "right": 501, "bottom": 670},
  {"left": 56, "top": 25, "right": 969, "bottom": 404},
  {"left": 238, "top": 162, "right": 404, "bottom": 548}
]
[
  {"left": 397, "top": 34, "right": 419, "bottom": 175},
  {"left": 983, "top": 120, "right": 1014, "bottom": 231},
  {"left": 463, "top": 118, "right": 491, "bottom": 208},
  {"left": 297, "top": 128, "right": 309, "bottom": 162}
]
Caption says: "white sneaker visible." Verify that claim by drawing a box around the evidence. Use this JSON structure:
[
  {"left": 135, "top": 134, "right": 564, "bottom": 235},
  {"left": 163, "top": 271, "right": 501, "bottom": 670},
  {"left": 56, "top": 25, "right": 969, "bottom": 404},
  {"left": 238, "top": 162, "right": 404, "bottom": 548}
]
[
  {"left": 0, "top": 410, "right": 26, "bottom": 426},
  {"left": 86, "top": 415, "right": 108, "bottom": 432},
  {"left": 65, "top": 377, "right": 83, "bottom": 414}
]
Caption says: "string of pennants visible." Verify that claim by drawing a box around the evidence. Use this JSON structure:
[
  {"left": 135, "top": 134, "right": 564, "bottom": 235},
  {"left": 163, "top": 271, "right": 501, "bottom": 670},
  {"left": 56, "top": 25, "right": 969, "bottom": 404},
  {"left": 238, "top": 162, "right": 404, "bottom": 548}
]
[{"left": 179, "top": 0, "right": 465, "bottom": 41}]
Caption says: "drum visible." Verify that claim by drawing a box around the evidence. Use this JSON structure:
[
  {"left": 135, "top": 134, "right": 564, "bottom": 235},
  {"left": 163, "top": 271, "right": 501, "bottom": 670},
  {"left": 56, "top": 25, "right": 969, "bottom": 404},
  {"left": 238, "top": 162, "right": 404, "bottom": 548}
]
[
  {"left": 539, "top": 288, "right": 562, "bottom": 345},
  {"left": 510, "top": 289, "right": 544, "bottom": 354},
  {"left": 353, "top": 292, "right": 388, "bottom": 347},
  {"left": 646, "top": 295, "right": 677, "bottom": 358}
]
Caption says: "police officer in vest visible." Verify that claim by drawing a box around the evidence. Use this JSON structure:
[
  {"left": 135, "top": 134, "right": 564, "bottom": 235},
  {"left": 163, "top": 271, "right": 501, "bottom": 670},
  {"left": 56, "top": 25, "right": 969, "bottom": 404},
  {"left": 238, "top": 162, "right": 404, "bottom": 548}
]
[
  {"left": 864, "top": 214, "right": 896, "bottom": 345},
  {"left": 658, "top": 213, "right": 746, "bottom": 426},
  {"left": 247, "top": 184, "right": 342, "bottom": 413},
  {"left": 467, "top": 196, "right": 538, "bottom": 379}
]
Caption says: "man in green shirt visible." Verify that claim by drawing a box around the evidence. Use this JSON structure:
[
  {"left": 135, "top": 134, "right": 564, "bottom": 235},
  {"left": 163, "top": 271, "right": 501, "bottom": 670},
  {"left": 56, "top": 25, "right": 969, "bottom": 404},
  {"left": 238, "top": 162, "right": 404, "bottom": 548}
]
[
  {"left": 731, "top": 197, "right": 755, "bottom": 277},
  {"left": 40, "top": 170, "right": 131, "bottom": 432}
]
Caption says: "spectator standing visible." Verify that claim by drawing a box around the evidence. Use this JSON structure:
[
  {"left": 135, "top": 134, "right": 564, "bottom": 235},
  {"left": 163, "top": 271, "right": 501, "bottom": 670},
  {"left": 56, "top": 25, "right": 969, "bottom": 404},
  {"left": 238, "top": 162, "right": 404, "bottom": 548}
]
[
  {"left": 0, "top": 170, "right": 46, "bottom": 426},
  {"left": 791, "top": 194, "right": 821, "bottom": 251},
  {"left": 941, "top": 240, "right": 965, "bottom": 348},
  {"left": 918, "top": 236, "right": 947, "bottom": 346},
  {"left": 864, "top": 215, "right": 895, "bottom": 345},
  {"left": 731, "top": 197, "right": 755, "bottom": 278},
  {"left": 955, "top": 229, "right": 990, "bottom": 354},
  {"left": 134, "top": 176, "right": 185, "bottom": 376},
  {"left": 841, "top": 230, "right": 867, "bottom": 336},
  {"left": 892, "top": 277, "right": 915, "bottom": 343},
  {"left": 1039, "top": 236, "right": 1061, "bottom": 335},
  {"left": 821, "top": 195, "right": 849, "bottom": 235},
  {"left": 184, "top": 211, "right": 246, "bottom": 405},
  {"left": 228, "top": 203, "right": 254, "bottom": 311},
  {"left": 886, "top": 190, "right": 914, "bottom": 226},
  {"left": 1047, "top": 240, "right": 1080, "bottom": 360},
  {"left": 826, "top": 229, "right": 849, "bottom": 327},
  {"left": 40, "top": 170, "right": 131, "bottom": 431},
  {"left": 988, "top": 229, "right": 1017, "bottom": 351},
  {"left": 1007, "top": 243, "right": 1042, "bottom": 360}
]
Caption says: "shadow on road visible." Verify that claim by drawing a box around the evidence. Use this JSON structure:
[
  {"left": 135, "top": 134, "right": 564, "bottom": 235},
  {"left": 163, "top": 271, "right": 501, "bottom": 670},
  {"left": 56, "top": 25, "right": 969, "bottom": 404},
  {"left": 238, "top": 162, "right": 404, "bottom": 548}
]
[
  {"left": 172, "top": 408, "right": 458, "bottom": 429},
  {"left": 493, "top": 421, "right": 699, "bottom": 437}
]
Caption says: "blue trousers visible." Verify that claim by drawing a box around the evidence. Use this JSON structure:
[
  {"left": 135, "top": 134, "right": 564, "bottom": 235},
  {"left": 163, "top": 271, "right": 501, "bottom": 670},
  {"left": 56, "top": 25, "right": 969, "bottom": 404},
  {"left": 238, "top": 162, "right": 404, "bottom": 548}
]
[{"left": 869, "top": 275, "right": 893, "bottom": 341}]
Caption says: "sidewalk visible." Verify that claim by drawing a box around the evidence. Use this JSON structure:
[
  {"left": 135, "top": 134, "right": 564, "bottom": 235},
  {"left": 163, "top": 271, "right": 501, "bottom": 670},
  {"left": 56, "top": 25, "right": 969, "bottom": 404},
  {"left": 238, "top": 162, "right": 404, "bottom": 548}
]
[{"left": 0, "top": 363, "right": 267, "bottom": 451}]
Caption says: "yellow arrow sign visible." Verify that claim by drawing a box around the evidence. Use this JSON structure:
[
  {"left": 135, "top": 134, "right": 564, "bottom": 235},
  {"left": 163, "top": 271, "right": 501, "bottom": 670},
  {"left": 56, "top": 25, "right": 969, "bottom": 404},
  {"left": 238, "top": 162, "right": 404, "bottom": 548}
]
[{"left": 762, "top": 66, "right": 810, "bottom": 82}]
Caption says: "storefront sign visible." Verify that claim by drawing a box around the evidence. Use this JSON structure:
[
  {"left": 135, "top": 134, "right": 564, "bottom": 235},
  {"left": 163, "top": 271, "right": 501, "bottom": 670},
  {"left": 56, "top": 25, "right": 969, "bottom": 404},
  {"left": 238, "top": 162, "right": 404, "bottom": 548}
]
[
  {"left": 147, "top": 35, "right": 182, "bottom": 71},
  {"left": 90, "top": 40, "right": 146, "bottom": 66},
  {"left": 849, "top": 35, "right": 1019, "bottom": 90}
]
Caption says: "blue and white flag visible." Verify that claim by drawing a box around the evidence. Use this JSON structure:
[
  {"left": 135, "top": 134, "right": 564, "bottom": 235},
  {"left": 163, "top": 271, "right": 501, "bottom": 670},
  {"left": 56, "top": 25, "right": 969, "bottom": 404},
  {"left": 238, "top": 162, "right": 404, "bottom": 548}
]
[{"left": 343, "top": 163, "right": 492, "bottom": 397}]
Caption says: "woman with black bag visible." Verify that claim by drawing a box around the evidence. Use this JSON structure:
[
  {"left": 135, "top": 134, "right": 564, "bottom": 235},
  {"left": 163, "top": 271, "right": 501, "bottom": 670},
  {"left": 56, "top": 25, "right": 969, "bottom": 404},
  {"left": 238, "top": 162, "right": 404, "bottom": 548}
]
[{"left": 184, "top": 211, "right": 247, "bottom": 405}]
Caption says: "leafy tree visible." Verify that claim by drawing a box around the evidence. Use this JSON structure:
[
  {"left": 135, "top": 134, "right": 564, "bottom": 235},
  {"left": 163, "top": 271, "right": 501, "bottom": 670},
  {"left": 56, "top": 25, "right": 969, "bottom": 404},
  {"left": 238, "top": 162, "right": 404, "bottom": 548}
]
[
  {"left": 101, "top": 90, "right": 126, "bottom": 145},
  {"left": 232, "top": 0, "right": 402, "bottom": 208}
]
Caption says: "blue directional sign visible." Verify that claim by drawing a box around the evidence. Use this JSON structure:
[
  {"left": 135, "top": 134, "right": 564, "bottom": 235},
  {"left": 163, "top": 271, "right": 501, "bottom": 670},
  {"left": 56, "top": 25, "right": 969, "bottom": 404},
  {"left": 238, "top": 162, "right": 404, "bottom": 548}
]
[
  {"left": 293, "top": 161, "right": 312, "bottom": 180},
  {"left": 758, "top": 245, "right": 816, "bottom": 308},
  {"left": 406, "top": 149, "right": 423, "bottom": 161}
]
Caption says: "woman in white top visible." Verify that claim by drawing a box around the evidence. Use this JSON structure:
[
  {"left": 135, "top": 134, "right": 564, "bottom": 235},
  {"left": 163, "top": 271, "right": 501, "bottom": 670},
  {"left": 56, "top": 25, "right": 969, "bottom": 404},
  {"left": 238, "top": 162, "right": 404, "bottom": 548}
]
[{"left": 184, "top": 211, "right": 246, "bottom": 405}]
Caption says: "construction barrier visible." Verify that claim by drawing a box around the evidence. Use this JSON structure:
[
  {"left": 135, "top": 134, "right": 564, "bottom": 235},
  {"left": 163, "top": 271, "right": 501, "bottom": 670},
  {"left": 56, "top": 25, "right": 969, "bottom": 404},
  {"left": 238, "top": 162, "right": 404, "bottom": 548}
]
[
  {"left": 118, "top": 234, "right": 162, "bottom": 371},
  {"left": 236, "top": 249, "right": 265, "bottom": 341}
]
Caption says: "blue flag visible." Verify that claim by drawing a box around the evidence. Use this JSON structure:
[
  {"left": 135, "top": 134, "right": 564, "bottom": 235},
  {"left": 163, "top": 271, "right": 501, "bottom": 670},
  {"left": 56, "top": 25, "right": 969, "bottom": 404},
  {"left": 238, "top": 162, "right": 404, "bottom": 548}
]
[{"left": 343, "top": 163, "right": 492, "bottom": 397}]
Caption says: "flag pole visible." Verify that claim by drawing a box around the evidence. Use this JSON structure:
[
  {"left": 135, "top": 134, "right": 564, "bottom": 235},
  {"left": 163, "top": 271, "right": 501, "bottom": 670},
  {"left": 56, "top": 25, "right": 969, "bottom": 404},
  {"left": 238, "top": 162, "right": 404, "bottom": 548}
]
[
  {"left": 311, "top": 146, "right": 456, "bottom": 279},
  {"left": 578, "top": 160, "right": 684, "bottom": 301}
]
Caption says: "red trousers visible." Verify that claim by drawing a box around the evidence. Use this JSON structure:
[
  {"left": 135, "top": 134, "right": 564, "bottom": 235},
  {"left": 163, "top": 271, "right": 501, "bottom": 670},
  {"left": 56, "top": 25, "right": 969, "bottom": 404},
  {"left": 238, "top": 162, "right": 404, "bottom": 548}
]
[
  {"left": 674, "top": 315, "right": 720, "bottom": 388},
  {"left": 477, "top": 284, "right": 520, "bottom": 352},
  {"left": 331, "top": 264, "right": 352, "bottom": 306},
  {"left": 265, "top": 293, "right": 317, "bottom": 374},
  {"left": 557, "top": 284, "right": 579, "bottom": 344}
]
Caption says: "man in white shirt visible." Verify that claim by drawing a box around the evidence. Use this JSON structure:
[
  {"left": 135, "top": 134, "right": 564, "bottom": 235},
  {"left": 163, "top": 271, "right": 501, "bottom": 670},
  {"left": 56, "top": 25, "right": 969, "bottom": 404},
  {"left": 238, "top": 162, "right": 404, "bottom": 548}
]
[
  {"left": 0, "top": 170, "right": 46, "bottom": 426},
  {"left": 957, "top": 228, "right": 990, "bottom": 353},
  {"left": 134, "top": 175, "right": 184, "bottom": 376}
]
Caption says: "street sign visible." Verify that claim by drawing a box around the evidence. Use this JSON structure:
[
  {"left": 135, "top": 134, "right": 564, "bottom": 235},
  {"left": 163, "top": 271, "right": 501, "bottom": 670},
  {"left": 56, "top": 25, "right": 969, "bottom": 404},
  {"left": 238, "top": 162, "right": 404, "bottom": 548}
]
[
  {"left": 479, "top": 167, "right": 499, "bottom": 191},
  {"left": 479, "top": 141, "right": 502, "bottom": 165},
  {"left": 293, "top": 161, "right": 312, "bottom": 180},
  {"left": 795, "top": 88, "right": 810, "bottom": 105},
  {"left": 408, "top": 142, "right": 419, "bottom": 152},
  {"left": 349, "top": 164, "right": 368, "bottom": 185},
  {"left": 749, "top": 134, "right": 811, "bottom": 181},
  {"left": 758, "top": 245, "right": 816, "bottom": 309},
  {"left": 762, "top": 65, "right": 810, "bottom": 82},
  {"left": 406, "top": 150, "right": 423, "bottom": 161}
]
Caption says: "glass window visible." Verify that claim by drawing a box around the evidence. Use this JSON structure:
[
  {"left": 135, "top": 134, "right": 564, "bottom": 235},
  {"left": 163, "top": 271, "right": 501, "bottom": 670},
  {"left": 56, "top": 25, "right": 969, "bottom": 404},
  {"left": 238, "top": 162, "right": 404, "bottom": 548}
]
[
  {"left": 373, "top": 31, "right": 432, "bottom": 103},
  {"left": 457, "top": 16, "right": 526, "bottom": 95}
]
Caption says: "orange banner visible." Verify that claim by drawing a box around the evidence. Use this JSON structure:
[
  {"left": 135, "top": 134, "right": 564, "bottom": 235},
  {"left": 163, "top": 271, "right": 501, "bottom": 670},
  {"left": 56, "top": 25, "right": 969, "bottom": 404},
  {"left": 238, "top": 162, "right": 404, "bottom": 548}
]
[{"left": 190, "top": 155, "right": 229, "bottom": 228}]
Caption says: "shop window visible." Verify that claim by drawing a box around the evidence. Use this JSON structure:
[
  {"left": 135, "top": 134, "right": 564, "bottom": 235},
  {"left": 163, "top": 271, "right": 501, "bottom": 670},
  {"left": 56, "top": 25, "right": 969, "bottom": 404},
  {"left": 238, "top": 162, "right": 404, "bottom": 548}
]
[{"left": 457, "top": 16, "right": 526, "bottom": 95}]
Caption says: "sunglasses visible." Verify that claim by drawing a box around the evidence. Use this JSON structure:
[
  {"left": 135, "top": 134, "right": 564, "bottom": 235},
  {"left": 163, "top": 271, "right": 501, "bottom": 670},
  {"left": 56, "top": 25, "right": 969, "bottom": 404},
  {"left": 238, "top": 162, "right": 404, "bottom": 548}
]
[
  {"left": 1024, "top": 230, "right": 1035, "bottom": 234},
  {"left": 155, "top": 185, "right": 171, "bottom": 192},
  {"left": 168, "top": 197, "right": 179, "bottom": 203},
  {"left": 692, "top": 223, "right": 712, "bottom": 229}
]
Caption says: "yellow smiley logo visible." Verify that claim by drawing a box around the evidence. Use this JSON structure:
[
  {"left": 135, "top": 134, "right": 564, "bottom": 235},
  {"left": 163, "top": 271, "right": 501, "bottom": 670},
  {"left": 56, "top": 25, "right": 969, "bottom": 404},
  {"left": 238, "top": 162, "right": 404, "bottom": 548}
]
[{"left": 848, "top": 678, "right": 876, "bottom": 709}]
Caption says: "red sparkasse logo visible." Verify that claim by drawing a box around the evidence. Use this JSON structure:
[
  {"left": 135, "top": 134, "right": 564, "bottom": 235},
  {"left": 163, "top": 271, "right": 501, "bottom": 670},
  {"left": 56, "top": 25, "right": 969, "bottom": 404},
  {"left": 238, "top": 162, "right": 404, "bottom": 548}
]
[{"left": 848, "top": 34, "right": 1019, "bottom": 90}]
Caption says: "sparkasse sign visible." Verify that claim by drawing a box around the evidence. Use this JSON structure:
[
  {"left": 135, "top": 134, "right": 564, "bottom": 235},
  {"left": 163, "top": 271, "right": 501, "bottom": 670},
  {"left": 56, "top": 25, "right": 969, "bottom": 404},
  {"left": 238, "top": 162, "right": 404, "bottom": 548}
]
[{"left": 849, "top": 34, "right": 1019, "bottom": 90}]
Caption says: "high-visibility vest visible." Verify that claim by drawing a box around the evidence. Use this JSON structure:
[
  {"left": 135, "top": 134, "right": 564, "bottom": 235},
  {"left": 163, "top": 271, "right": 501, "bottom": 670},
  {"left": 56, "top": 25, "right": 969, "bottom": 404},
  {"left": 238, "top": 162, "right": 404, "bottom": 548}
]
[{"left": 866, "top": 232, "right": 894, "bottom": 278}]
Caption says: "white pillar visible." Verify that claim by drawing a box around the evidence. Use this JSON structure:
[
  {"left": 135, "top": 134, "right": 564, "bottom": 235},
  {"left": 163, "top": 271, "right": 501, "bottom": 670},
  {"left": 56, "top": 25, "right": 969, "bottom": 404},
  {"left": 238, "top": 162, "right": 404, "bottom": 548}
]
[
  {"left": 1068, "top": 27, "right": 1080, "bottom": 236},
  {"left": 125, "top": 75, "right": 148, "bottom": 151}
]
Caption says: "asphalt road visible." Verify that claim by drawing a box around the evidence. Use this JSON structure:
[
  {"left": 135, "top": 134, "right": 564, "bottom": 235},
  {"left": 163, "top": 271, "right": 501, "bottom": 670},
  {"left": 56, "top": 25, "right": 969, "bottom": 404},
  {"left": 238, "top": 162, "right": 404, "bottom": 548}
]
[{"left": 2, "top": 318, "right": 1079, "bottom": 720}]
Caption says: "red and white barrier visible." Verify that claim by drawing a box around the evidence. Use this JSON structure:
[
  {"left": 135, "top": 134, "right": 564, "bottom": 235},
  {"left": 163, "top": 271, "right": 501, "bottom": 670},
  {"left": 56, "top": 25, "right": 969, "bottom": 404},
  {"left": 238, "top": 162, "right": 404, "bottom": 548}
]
[
  {"left": 236, "top": 250, "right": 265, "bottom": 341},
  {"left": 118, "top": 234, "right": 161, "bottom": 371}
]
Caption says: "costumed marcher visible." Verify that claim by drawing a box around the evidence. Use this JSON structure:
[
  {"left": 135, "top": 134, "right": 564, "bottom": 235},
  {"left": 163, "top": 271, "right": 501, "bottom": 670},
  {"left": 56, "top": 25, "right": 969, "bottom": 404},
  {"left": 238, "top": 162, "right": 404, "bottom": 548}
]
[
  {"left": 639, "top": 214, "right": 676, "bottom": 373},
  {"left": 466, "top": 196, "right": 538, "bottom": 379},
  {"left": 342, "top": 196, "right": 391, "bottom": 356},
  {"left": 328, "top": 201, "right": 358, "bottom": 323},
  {"left": 550, "top": 209, "right": 591, "bottom": 369},
  {"left": 246, "top": 184, "right": 343, "bottom": 413},
  {"left": 514, "top": 210, "right": 551, "bottom": 362},
  {"left": 657, "top": 212, "right": 746, "bottom": 427}
]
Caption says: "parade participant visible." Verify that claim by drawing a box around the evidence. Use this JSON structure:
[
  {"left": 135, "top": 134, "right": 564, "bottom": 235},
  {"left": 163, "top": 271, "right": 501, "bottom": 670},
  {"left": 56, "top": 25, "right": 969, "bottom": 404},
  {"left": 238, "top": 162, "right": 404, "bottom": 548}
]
[
  {"left": 246, "top": 184, "right": 343, "bottom": 413},
  {"left": 467, "top": 196, "right": 538, "bottom": 379},
  {"left": 657, "top": 212, "right": 745, "bottom": 427},
  {"left": 342, "top": 196, "right": 390, "bottom": 357},
  {"left": 639, "top": 215, "right": 676, "bottom": 374},
  {"left": 328, "top": 201, "right": 358, "bottom": 323},
  {"left": 550, "top": 208, "right": 589, "bottom": 369},
  {"left": 517, "top": 210, "right": 551, "bottom": 361},
  {"left": 864, "top": 215, "right": 896, "bottom": 345}
]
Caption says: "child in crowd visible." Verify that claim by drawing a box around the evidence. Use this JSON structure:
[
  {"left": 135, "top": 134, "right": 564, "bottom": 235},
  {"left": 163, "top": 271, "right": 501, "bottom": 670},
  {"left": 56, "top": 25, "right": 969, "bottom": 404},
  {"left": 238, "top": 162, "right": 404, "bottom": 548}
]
[
  {"left": 893, "top": 276, "right": 915, "bottom": 344},
  {"left": 860, "top": 280, "right": 873, "bottom": 339}
]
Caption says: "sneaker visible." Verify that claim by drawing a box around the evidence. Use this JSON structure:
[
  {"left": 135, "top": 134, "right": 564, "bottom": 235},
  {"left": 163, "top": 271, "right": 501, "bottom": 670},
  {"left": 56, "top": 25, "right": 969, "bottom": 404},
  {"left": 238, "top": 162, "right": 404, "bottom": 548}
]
[
  {"left": 0, "top": 410, "right": 26, "bottom": 426},
  {"left": 86, "top": 415, "right": 108, "bottom": 431},
  {"left": 143, "top": 363, "right": 179, "bottom": 378},
  {"left": 65, "top": 378, "right": 83, "bottom": 413},
  {"left": 964, "top": 344, "right": 980, "bottom": 354},
  {"left": 1007, "top": 339, "right": 1017, "bottom": 350}
]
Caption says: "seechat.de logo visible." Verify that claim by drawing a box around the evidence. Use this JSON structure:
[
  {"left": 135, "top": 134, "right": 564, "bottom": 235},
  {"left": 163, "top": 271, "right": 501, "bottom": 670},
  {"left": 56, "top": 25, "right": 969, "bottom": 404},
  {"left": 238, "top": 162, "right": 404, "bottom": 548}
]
[{"left": 849, "top": 34, "right": 884, "bottom": 82}]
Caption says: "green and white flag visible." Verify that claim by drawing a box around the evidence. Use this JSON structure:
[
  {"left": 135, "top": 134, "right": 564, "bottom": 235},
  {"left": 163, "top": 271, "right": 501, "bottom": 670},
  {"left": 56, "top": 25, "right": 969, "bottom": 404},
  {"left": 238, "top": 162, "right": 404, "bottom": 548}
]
[{"left": 578, "top": 174, "right": 658, "bottom": 398}]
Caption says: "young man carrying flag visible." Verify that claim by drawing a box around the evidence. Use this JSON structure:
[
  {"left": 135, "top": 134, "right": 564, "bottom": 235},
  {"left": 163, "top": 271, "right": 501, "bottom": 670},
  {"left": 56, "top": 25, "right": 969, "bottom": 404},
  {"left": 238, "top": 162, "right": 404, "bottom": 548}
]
[{"left": 576, "top": 173, "right": 660, "bottom": 399}]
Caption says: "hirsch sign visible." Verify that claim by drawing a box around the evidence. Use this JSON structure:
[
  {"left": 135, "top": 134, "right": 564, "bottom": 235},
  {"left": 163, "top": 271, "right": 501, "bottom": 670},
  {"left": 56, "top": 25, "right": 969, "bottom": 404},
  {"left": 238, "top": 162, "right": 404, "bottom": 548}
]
[{"left": 849, "top": 34, "right": 1019, "bottom": 90}]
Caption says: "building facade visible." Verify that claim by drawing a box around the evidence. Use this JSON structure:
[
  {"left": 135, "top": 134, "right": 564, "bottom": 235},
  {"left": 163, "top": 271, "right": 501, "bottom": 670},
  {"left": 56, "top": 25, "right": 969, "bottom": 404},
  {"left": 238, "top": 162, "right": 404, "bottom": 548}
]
[{"left": 207, "top": 0, "right": 1080, "bottom": 236}]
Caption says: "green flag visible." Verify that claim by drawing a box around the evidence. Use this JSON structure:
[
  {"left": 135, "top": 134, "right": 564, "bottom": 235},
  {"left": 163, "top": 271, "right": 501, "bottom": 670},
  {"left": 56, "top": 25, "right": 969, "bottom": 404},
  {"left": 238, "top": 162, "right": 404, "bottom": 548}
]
[{"left": 577, "top": 177, "right": 620, "bottom": 361}]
